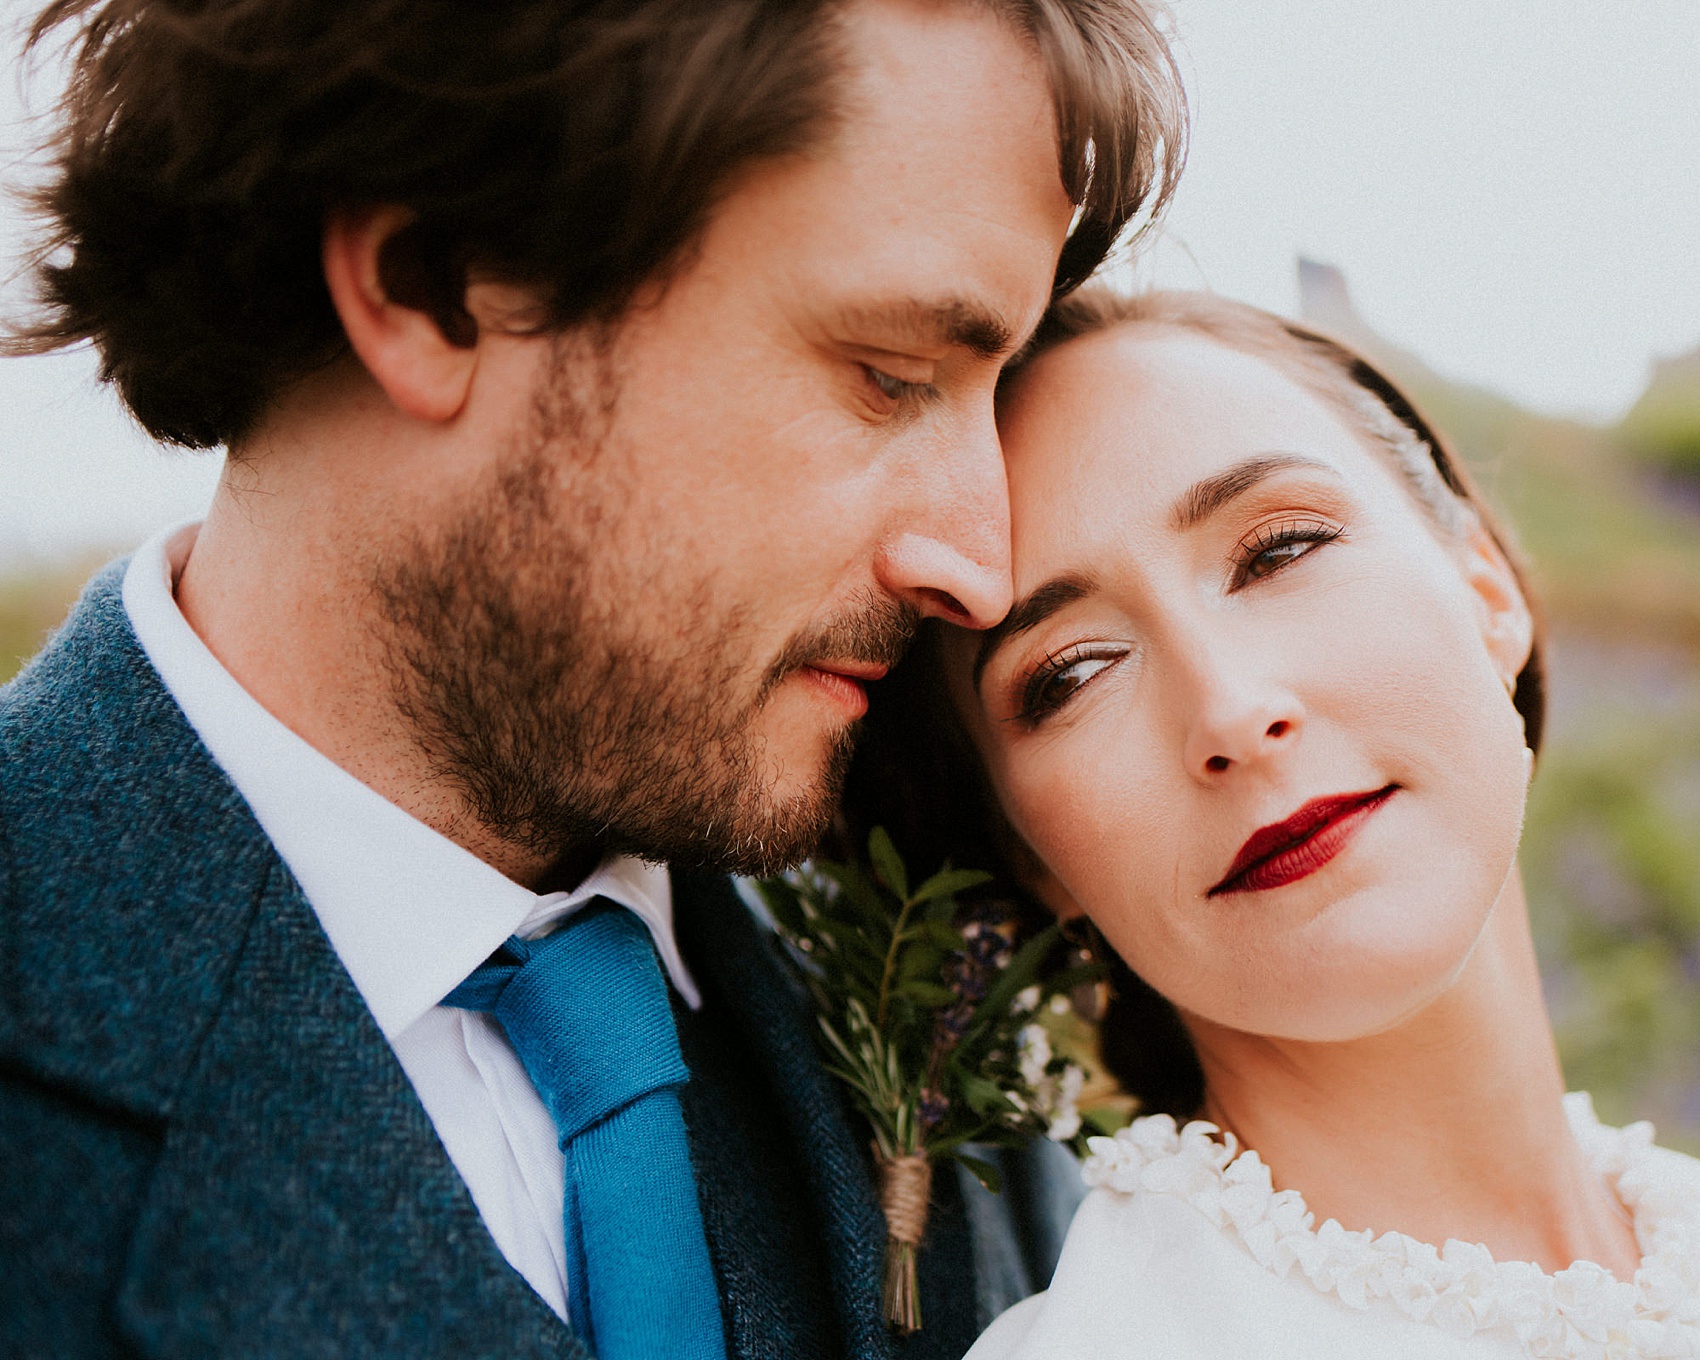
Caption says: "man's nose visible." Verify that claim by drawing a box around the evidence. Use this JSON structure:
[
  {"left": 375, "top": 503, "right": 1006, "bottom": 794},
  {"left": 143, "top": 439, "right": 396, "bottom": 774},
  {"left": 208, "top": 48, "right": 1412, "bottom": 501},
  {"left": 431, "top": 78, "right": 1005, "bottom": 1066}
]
[{"left": 873, "top": 411, "right": 1013, "bottom": 630}]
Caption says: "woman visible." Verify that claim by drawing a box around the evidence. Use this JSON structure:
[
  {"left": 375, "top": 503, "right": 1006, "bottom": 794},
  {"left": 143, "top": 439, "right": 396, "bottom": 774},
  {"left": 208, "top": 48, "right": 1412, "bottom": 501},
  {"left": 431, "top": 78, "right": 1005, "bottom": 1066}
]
[{"left": 846, "top": 291, "right": 1700, "bottom": 1358}]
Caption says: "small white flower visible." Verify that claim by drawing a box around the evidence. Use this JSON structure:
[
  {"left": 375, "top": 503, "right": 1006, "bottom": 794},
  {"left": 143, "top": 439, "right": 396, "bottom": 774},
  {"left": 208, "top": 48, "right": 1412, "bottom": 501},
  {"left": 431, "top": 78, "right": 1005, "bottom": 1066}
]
[
  {"left": 1043, "top": 1063, "right": 1086, "bottom": 1142},
  {"left": 1048, "top": 992, "right": 1072, "bottom": 1015},
  {"left": 1016, "top": 1023, "right": 1051, "bottom": 1087},
  {"left": 1046, "top": 1107, "right": 1081, "bottom": 1142},
  {"left": 1012, "top": 985, "right": 1041, "bottom": 1015}
]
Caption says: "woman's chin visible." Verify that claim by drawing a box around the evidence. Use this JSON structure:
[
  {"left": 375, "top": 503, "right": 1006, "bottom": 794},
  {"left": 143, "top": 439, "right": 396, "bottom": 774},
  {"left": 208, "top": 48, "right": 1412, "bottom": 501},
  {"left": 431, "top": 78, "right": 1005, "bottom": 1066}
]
[
  {"left": 1203, "top": 785, "right": 1526, "bottom": 1041},
  {"left": 1198, "top": 977, "right": 1456, "bottom": 1047},
  {"left": 1184, "top": 866, "right": 1510, "bottom": 1044}
]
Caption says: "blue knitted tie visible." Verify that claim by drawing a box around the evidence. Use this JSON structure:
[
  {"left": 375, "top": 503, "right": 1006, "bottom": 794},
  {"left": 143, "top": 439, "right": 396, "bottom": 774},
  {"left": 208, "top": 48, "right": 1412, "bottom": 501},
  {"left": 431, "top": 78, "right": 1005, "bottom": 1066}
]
[{"left": 445, "top": 900, "right": 726, "bottom": 1360}]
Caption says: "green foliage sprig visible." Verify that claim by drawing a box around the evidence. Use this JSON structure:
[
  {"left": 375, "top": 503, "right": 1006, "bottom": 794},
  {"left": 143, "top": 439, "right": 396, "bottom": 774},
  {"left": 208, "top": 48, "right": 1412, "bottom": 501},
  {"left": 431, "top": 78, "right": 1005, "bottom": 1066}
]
[{"left": 756, "top": 828, "right": 1097, "bottom": 1332}]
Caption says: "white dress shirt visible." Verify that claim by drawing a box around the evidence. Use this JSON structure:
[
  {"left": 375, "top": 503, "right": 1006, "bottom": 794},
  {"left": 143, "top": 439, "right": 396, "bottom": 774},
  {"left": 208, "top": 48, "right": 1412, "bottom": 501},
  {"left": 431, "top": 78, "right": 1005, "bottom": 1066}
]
[{"left": 121, "top": 521, "right": 701, "bottom": 1323}]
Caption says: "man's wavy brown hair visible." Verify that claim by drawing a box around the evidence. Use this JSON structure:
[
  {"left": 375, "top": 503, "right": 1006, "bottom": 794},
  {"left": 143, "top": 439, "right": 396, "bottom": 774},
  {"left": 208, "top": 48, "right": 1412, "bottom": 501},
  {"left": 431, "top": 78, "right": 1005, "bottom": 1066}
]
[{"left": 7, "top": 0, "right": 1186, "bottom": 450}]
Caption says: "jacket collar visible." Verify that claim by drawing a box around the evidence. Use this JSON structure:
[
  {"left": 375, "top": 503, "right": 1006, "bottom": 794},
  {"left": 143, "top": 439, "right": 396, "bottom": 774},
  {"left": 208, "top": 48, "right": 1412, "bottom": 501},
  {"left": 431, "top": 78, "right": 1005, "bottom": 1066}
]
[
  {"left": 671, "top": 870, "right": 896, "bottom": 1358},
  {"left": 1, "top": 562, "right": 269, "bottom": 1116},
  {"left": 114, "top": 864, "right": 583, "bottom": 1358},
  {"left": 672, "top": 871, "right": 983, "bottom": 1360},
  {"left": 2, "top": 566, "right": 581, "bottom": 1358},
  {"left": 119, "top": 523, "right": 699, "bottom": 1038}
]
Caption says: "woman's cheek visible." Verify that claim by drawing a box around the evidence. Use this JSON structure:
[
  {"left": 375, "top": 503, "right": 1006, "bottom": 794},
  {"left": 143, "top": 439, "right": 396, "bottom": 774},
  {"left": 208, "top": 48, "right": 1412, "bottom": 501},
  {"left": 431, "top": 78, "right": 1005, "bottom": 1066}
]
[
  {"left": 1000, "top": 726, "right": 1178, "bottom": 933},
  {"left": 998, "top": 742, "right": 1105, "bottom": 883}
]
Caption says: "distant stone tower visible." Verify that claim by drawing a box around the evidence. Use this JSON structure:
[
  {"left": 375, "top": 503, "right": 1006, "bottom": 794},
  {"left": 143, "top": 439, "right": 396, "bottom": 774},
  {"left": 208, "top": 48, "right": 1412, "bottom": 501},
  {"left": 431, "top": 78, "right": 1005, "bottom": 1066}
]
[
  {"left": 1622, "top": 344, "right": 1700, "bottom": 481},
  {"left": 1294, "top": 257, "right": 1427, "bottom": 382},
  {"left": 1297, "top": 258, "right": 1365, "bottom": 341},
  {"left": 1638, "top": 347, "right": 1700, "bottom": 404}
]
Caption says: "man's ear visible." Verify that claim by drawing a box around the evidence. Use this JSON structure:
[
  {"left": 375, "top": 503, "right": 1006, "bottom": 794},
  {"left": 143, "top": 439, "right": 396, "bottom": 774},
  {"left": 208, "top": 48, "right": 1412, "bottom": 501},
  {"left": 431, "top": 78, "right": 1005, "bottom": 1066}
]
[
  {"left": 1458, "top": 514, "right": 1534, "bottom": 694},
  {"left": 322, "top": 207, "right": 477, "bottom": 423}
]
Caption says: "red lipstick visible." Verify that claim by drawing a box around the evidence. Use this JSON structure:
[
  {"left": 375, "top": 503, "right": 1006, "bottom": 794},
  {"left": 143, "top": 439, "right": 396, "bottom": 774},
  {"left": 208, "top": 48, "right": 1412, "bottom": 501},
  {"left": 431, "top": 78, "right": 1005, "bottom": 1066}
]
[{"left": 1208, "top": 786, "right": 1397, "bottom": 897}]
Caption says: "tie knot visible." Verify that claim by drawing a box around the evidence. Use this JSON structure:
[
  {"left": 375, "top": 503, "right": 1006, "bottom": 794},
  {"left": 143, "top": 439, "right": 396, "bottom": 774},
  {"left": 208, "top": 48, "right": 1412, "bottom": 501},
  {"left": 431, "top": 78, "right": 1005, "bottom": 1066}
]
[{"left": 446, "top": 900, "right": 689, "bottom": 1141}]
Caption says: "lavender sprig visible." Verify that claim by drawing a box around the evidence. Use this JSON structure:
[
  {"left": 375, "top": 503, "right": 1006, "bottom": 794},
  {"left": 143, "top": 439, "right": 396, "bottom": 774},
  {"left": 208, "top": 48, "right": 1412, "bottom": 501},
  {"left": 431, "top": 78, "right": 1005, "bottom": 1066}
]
[{"left": 756, "top": 828, "right": 1098, "bottom": 1332}]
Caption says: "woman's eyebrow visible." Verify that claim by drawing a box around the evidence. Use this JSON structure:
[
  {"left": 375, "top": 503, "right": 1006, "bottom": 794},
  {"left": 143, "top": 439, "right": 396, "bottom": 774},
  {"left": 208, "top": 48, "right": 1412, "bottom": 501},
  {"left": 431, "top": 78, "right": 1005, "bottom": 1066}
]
[
  {"left": 1171, "top": 453, "right": 1336, "bottom": 531},
  {"left": 972, "top": 573, "right": 1097, "bottom": 694}
]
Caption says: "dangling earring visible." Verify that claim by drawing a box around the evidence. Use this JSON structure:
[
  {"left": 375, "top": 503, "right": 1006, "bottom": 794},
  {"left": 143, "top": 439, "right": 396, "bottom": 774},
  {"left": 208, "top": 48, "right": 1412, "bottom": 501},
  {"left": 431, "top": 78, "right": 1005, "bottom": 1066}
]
[{"left": 1057, "top": 914, "right": 1107, "bottom": 1022}]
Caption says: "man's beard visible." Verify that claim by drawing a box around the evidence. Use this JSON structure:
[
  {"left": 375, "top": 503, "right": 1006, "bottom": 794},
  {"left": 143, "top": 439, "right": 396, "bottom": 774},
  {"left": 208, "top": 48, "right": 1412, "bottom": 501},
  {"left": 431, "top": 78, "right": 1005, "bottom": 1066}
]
[{"left": 372, "top": 356, "right": 916, "bottom": 878}]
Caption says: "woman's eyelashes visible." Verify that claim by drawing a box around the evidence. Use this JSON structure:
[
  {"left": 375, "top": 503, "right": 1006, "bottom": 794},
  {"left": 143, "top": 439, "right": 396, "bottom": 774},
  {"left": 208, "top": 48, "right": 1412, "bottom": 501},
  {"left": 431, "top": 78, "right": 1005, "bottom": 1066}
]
[
  {"left": 1007, "top": 514, "right": 1348, "bottom": 727},
  {"left": 1229, "top": 516, "right": 1345, "bottom": 589},
  {"left": 1014, "top": 643, "right": 1132, "bottom": 726}
]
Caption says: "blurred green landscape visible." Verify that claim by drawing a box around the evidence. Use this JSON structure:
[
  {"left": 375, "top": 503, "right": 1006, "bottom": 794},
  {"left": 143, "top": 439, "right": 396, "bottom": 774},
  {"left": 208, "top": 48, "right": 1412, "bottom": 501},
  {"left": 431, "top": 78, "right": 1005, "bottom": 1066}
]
[
  {"left": 1301, "top": 260, "right": 1700, "bottom": 1150},
  {"left": 1, "top": 552, "right": 110, "bottom": 681},
  {"left": 4, "top": 264, "right": 1699, "bottom": 1145}
]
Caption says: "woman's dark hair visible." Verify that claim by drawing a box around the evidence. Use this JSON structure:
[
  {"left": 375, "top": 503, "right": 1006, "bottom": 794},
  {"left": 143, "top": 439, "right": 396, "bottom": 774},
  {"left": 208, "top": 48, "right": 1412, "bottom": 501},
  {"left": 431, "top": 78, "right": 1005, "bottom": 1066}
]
[
  {"left": 841, "top": 287, "right": 1548, "bottom": 1120},
  {"left": 6, "top": 0, "right": 1186, "bottom": 449}
]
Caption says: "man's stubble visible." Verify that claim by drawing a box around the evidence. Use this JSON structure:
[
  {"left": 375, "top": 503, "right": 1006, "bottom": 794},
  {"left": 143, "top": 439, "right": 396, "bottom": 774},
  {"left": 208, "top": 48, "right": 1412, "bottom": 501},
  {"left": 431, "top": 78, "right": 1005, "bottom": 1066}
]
[{"left": 373, "top": 333, "right": 914, "bottom": 878}]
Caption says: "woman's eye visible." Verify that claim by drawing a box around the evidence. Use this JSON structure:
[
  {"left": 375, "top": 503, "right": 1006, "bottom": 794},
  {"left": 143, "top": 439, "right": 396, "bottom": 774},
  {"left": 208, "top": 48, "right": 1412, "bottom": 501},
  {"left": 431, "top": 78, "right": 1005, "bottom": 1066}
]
[
  {"left": 1233, "top": 519, "right": 1345, "bottom": 587},
  {"left": 1245, "top": 540, "right": 1311, "bottom": 577},
  {"left": 1017, "top": 648, "right": 1125, "bottom": 725}
]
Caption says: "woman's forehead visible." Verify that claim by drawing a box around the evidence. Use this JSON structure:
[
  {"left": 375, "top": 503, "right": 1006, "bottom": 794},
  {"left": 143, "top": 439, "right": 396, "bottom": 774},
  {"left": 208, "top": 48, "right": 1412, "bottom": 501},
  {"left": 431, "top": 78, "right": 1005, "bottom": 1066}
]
[{"left": 998, "top": 327, "right": 1377, "bottom": 539}]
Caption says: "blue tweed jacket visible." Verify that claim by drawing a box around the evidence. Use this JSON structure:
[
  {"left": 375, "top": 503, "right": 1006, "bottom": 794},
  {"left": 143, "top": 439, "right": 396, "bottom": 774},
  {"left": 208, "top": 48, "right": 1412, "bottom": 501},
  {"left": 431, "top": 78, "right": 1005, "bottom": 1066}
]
[{"left": 0, "top": 564, "right": 1078, "bottom": 1359}]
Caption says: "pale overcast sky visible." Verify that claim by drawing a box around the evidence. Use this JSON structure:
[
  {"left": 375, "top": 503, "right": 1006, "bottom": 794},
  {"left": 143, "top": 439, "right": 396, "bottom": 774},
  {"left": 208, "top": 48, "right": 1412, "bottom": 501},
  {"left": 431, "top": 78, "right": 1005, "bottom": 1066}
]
[{"left": 4, "top": 0, "right": 1699, "bottom": 563}]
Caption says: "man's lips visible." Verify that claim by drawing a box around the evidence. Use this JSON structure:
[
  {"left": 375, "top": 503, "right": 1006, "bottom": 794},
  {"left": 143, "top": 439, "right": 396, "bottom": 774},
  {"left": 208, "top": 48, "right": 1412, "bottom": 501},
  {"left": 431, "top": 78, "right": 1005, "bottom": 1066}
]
[
  {"left": 798, "top": 660, "right": 889, "bottom": 716},
  {"left": 1208, "top": 785, "right": 1398, "bottom": 897},
  {"left": 805, "top": 661, "right": 891, "bottom": 684}
]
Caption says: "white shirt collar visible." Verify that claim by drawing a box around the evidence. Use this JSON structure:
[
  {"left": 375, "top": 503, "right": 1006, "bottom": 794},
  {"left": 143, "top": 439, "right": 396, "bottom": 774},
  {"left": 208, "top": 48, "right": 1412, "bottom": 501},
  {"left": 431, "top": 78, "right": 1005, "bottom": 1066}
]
[{"left": 121, "top": 522, "right": 700, "bottom": 1041}]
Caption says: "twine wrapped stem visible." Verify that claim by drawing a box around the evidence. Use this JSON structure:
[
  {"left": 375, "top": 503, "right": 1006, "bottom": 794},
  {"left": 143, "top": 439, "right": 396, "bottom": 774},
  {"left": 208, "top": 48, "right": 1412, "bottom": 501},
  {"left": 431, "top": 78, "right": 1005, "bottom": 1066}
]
[{"left": 877, "top": 1150, "right": 934, "bottom": 1332}]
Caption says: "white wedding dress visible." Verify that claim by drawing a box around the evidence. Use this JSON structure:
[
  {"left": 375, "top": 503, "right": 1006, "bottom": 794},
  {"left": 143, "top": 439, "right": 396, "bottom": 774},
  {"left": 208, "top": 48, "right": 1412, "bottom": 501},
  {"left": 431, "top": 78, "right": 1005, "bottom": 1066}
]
[{"left": 968, "top": 1094, "right": 1700, "bottom": 1360}]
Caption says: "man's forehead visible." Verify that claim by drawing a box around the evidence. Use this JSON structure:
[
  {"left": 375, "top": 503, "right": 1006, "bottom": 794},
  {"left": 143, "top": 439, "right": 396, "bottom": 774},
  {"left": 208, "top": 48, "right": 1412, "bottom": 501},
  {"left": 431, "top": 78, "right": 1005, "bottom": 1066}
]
[{"left": 822, "top": 0, "right": 1056, "bottom": 162}]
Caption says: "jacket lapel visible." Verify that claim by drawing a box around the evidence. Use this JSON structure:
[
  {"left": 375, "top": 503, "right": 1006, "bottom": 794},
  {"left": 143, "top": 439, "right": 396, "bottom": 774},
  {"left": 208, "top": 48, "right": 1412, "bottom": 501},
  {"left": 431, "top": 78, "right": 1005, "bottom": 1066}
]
[
  {"left": 115, "top": 865, "right": 582, "bottom": 1360},
  {"left": 2, "top": 566, "right": 580, "bottom": 1359}
]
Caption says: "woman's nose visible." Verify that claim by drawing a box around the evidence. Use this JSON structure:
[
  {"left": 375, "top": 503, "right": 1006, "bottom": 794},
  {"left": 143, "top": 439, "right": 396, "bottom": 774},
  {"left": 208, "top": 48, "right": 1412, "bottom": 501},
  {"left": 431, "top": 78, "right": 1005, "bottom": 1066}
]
[{"left": 1181, "top": 662, "right": 1303, "bottom": 780}]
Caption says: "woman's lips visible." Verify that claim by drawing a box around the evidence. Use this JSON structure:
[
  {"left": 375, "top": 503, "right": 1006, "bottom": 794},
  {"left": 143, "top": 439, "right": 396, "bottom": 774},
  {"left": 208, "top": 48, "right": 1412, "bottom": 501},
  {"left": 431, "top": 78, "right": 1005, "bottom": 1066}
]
[{"left": 1208, "top": 785, "right": 1398, "bottom": 897}]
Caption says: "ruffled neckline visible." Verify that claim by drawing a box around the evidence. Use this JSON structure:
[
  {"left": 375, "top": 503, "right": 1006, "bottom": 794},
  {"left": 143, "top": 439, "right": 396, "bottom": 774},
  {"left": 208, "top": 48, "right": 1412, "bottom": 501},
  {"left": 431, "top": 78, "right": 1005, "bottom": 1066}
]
[{"left": 1082, "top": 1093, "right": 1700, "bottom": 1358}]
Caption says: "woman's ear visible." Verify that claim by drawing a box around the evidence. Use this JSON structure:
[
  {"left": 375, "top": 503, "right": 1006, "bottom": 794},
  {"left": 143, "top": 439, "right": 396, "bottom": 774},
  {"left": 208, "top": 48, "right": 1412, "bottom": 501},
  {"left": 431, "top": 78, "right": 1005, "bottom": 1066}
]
[
  {"left": 321, "top": 206, "right": 478, "bottom": 423},
  {"left": 1458, "top": 514, "right": 1534, "bottom": 694}
]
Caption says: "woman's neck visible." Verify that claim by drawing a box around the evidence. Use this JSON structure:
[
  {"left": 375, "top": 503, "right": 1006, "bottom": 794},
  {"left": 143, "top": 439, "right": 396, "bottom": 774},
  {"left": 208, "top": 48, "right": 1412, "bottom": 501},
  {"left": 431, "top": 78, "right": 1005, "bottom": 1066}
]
[{"left": 1187, "top": 873, "right": 1639, "bottom": 1278}]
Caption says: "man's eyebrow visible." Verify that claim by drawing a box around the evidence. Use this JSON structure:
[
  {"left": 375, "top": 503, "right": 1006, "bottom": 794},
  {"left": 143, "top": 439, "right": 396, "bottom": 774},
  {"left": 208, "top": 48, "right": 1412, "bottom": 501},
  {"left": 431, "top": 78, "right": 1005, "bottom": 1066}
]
[
  {"left": 1170, "top": 454, "right": 1336, "bottom": 531},
  {"left": 836, "top": 298, "right": 1016, "bottom": 360},
  {"left": 972, "top": 573, "right": 1097, "bottom": 694}
]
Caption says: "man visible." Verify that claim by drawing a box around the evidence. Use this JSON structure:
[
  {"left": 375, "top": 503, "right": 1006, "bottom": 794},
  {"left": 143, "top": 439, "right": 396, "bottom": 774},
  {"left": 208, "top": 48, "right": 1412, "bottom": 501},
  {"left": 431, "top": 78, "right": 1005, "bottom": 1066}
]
[{"left": 0, "top": 0, "right": 1183, "bottom": 1355}]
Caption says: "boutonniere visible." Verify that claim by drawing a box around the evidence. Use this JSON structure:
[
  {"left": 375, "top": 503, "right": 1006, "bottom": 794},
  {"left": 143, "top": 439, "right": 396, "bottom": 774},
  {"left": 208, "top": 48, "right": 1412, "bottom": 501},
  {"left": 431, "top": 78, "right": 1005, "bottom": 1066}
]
[{"left": 756, "top": 828, "right": 1114, "bottom": 1334}]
